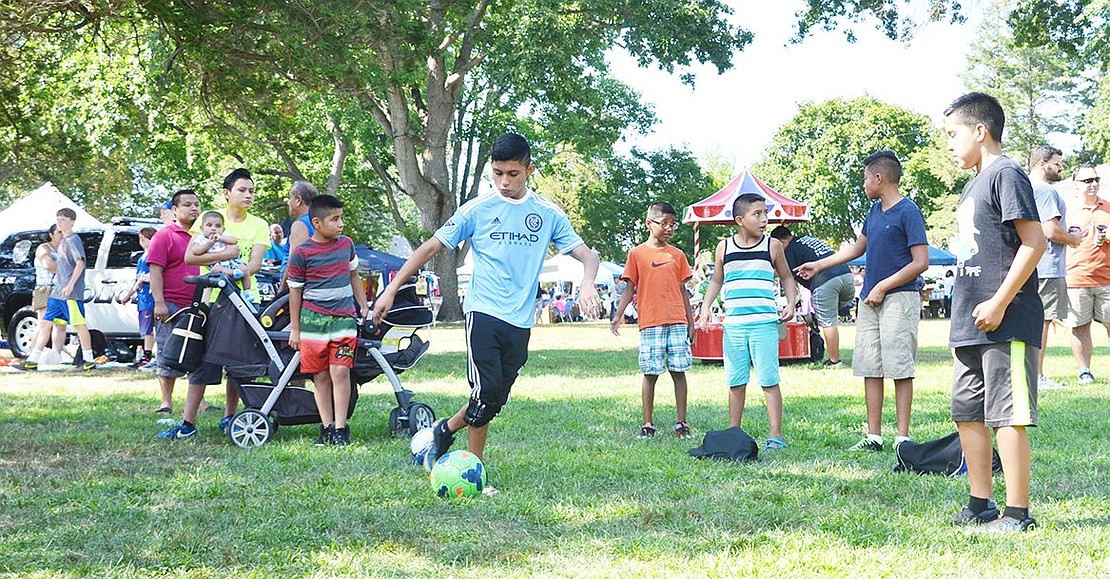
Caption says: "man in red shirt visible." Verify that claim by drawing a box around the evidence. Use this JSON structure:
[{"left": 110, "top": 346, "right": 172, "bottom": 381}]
[
  {"left": 148, "top": 189, "right": 238, "bottom": 423},
  {"left": 1064, "top": 165, "right": 1110, "bottom": 385}
]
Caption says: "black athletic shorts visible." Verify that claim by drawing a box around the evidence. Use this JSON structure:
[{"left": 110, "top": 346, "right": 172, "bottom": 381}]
[{"left": 465, "top": 311, "right": 530, "bottom": 409}]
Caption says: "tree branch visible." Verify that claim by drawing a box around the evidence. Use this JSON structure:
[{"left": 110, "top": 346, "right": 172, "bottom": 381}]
[{"left": 324, "top": 113, "right": 349, "bottom": 196}]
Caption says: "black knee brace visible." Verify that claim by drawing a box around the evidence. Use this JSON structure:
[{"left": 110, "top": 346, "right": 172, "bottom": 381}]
[{"left": 464, "top": 399, "right": 500, "bottom": 427}]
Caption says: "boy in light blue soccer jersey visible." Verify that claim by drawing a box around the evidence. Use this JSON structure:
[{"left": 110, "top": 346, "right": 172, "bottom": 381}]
[{"left": 372, "top": 133, "right": 602, "bottom": 494}]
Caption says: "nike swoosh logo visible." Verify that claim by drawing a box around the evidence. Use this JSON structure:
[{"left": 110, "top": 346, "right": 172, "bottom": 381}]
[{"left": 651, "top": 261, "right": 671, "bottom": 267}]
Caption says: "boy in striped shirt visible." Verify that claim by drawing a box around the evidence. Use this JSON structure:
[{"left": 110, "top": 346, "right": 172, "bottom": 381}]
[
  {"left": 699, "top": 193, "right": 797, "bottom": 451},
  {"left": 287, "top": 194, "right": 369, "bottom": 446}
]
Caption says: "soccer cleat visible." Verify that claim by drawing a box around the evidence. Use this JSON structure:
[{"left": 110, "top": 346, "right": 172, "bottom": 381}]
[
  {"left": 154, "top": 406, "right": 172, "bottom": 414},
  {"left": 850, "top": 437, "right": 883, "bottom": 452},
  {"left": 823, "top": 359, "right": 843, "bottom": 368},
  {"left": 315, "top": 425, "right": 335, "bottom": 446},
  {"left": 674, "top": 422, "right": 691, "bottom": 438},
  {"left": 639, "top": 423, "right": 657, "bottom": 439},
  {"left": 332, "top": 426, "right": 351, "bottom": 446},
  {"left": 1077, "top": 370, "right": 1095, "bottom": 385},
  {"left": 953, "top": 500, "right": 999, "bottom": 525},
  {"left": 155, "top": 422, "right": 197, "bottom": 440},
  {"left": 983, "top": 514, "right": 1037, "bottom": 533},
  {"left": 219, "top": 415, "right": 233, "bottom": 434},
  {"left": 16, "top": 360, "right": 38, "bottom": 371},
  {"left": 79, "top": 361, "right": 97, "bottom": 371},
  {"left": 482, "top": 484, "right": 501, "bottom": 497},
  {"left": 422, "top": 419, "right": 455, "bottom": 472}
]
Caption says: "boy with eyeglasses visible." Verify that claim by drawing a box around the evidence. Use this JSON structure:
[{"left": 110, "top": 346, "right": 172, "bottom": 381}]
[
  {"left": 611, "top": 202, "right": 695, "bottom": 439},
  {"left": 1064, "top": 165, "right": 1110, "bottom": 385}
]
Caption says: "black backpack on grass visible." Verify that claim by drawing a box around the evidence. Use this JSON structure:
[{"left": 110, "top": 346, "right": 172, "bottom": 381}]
[
  {"left": 894, "top": 432, "right": 1002, "bottom": 476},
  {"left": 688, "top": 427, "right": 758, "bottom": 462}
]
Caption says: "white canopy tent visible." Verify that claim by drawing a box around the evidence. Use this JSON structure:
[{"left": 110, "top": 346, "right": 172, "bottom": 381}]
[{"left": 0, "top": 182, "right": 104, "bottom": 241}]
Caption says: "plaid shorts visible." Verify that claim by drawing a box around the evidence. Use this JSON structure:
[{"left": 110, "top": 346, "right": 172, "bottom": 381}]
[
  {"left": 299, "top": 309, "right": 358, "bottom": 375},
  {"left": 638, "top": 323, "right": 692, "bottom": 375}
]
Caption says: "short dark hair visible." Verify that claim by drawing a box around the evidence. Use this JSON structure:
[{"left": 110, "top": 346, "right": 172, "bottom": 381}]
[
  {"left": 769, "top": 225, "right": 793, "bottom": 241},
  {"left": 222, "top": 168, "right": 253, "bottom": 191},
  {"left": 56, "top": 207, "right": 77, "bottom": 220},
  {"left": 309, "top": 194, "right": 344, "bottom": 222},
  {"left": 945, "top": 92, "right": 1005, "bottom": 143},
  {"left": 864, "top": 150, "right": 903, "bottom": 184},
  {"left": 201, "top": 211, "right": 224, "bottom": 225},
  {"left": 139, "top": 227, "right": 157, "bottom": 240},
  {"left": 1027, "top": 145, "right": 1063, "bottom": 171},
  {"left": 172, "top": 189, "right": 197, "bottom": 206},
  {"left": 290, "top": 180, "right": 318, "bottom": 205},
  {"left": 732, "top": 193, "right": 766, "bottom": 217},
  {"left": 647, "top": 201, "right": 676, "bottom": 219},
  {"left": 491, "top": 133, "right": 532, "bottom": 164},
  {"left": 1073, "top": 164, "right": 1098, "bottom": 179}
]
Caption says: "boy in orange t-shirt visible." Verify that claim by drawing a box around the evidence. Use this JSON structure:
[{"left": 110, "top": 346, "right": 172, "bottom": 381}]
[{"left": 611, "top": 202, "right": 695, "bottom": 438}]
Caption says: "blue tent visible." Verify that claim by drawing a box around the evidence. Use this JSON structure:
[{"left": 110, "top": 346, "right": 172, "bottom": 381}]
[
  {"left": 355, "top": 245, "right": 407, "bottom": 272},
  {"left": 848, "top": 245, "right": 957, "bottom": 267}
]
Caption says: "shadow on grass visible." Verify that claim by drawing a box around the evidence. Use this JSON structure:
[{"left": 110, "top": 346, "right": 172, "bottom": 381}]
[{"left": 1, "top": 382, "right": 1108, "bottom": 574}]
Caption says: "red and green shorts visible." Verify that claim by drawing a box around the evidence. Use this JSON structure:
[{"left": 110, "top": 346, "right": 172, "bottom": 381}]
[{"left": 299, "top": 310, "right": 358, "bottom": 374}]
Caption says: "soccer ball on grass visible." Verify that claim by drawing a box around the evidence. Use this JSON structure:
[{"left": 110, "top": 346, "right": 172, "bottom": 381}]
[{"left": 430, "top": 450, "right": 487, "bottom": 498}]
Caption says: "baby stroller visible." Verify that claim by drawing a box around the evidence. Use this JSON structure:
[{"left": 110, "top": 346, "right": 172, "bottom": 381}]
[{"left": 166, "top": 273, "right": 437, "bottom": 448}]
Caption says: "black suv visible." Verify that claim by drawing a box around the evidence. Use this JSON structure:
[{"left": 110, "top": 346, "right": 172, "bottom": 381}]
[{"left": 0, "top": 218, "right": 158, "bottom": 358}]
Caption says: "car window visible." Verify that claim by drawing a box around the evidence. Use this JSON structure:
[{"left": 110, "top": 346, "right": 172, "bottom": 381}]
[
  {"left": 107, "top": 231, "right": 143, "bottom": 269},
  {"left": 78, "top": 231, "right": 103, "bottom": 266},
  {"left": 0, "top": 230, "right": 49, "bottom": 268}
]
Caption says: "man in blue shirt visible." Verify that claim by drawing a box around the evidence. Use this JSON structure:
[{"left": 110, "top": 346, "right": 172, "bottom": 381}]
[
  {"left": 373, "top": 133, "right": 601, "bottom": 494},
  {"left": 795, "top": 150, "right": 929, "bottom": 452}
]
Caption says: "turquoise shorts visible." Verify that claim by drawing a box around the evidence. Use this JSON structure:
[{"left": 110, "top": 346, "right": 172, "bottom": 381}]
[{"left": 722, "top": 322, "right": 780, "bottom": 388}]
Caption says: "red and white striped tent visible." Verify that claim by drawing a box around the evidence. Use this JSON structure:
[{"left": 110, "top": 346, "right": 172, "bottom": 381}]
[{"left": 682, "top": 169, "right": 811, "bottom": 255}]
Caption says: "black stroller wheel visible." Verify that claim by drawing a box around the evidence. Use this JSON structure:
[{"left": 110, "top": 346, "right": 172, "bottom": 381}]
[
  {"left": 388, "top": 406, "right": 406, "bottom": 436},
  {"left": 228, "top": 409, "right": 273, "bottom": 448},
  {"left": 407, "top": 402, "right": 436, "bottom": 436}
]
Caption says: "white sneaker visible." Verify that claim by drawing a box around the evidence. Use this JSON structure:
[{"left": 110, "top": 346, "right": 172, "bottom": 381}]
[
  {"left": 1038, "top": 375, "right": 1064, "bottom": 390},
  {"left": 1078, "top": 370, "right": 1095, "bottom": 385},
  {"left": 482, "top": 484, "right": 500, "bottom": 497}
]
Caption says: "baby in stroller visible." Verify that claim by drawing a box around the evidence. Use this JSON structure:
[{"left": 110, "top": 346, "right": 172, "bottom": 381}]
[{"left": 162, "top": 272, "right": 437, "bottom": 447}]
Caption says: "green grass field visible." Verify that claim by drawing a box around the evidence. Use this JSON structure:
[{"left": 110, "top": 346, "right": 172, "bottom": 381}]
[{"left": 1, "top": 319, "right": 1109, "bottom": 577}]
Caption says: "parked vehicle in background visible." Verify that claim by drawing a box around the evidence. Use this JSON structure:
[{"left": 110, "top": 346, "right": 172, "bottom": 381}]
[{"left": 0, "top": 218, "right": 160, "bottom": 359}]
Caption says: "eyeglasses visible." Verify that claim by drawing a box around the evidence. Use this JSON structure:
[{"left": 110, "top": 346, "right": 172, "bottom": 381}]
[
  {"left": 648, "top": 219, "right": 680, "bottom": 230},
  {"left": 1079, "top": 177, "right": 1101, "bottom": 184}
]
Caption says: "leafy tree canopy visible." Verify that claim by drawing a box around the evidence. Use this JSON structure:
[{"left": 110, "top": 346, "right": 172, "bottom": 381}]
[{"left": 754, "top": 97, "right": 965, "bottom": 244}]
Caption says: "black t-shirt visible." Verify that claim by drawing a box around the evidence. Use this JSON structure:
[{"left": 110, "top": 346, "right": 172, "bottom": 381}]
[
  {"left": 783, "top": 235, "right": 850, "bottom": 290},
  {"left": 949, "top": 156, "right": 1042, "bottom": 348}
]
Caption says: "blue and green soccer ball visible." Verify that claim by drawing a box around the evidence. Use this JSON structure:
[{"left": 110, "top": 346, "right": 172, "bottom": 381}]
[{"left": 430, "top": 450, "right": 487, "bottom": 498}]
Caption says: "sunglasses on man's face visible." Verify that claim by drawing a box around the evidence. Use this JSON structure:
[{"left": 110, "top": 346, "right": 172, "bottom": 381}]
[{"left": 1078, "top": 177, "right": 1101, "bottom": 184}]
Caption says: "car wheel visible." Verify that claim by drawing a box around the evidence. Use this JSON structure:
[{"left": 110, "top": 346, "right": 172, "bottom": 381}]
[{"left": 7, "top": 309, "right": 41, "bottom": 359}]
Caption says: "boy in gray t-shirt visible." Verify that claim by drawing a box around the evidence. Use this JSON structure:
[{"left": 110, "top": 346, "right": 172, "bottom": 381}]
[{"left": 23, "top": 207, "right": 97, "bottom": 371}]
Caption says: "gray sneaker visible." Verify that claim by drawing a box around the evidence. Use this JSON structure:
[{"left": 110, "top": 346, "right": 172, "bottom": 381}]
[
  {"left": 953, "top": 500, "right": 999, "bottom": 525},
  {"left": 983, "top": 514, "right": 1037, "bottom": 533}
]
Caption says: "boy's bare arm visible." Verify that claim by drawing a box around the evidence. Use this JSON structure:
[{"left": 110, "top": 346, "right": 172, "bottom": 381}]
[
  {"left": 697, "top": 241, "right": 726, "bottom": 329},
  {"left": 372, "top": 236, "right": 445, "bottom": 325},
  {"left": 609, "top": 280, "right": 636, "bottom": 335},
  {"left": 796, "top": 234, "right": 867, "bottom": 279},
  {"left": 972, "top": 219, "right": 1046, "bottom": 332},
  {"left": 770, "top": 238, "right": 797, "bottom": 320},
  {"left": 288, "top": 286, "right": 302, "bottom": 351},
  {"left": 863, "top": 243, "right": 929, "bottom": 306}
]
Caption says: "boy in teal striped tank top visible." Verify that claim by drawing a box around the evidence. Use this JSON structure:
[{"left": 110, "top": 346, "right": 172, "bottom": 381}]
[{"left": 699, "top": 193, "right": 797, "bottom": 451}]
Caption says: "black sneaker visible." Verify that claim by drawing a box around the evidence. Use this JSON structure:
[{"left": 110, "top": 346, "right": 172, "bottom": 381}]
[
  {"left": 423, "top": 419, "right": 455, "bottom": 471},
  {"left": 674, "top": 422, "right": 691, "bottom": 438},
  {"left": 315, "top": 425, "right": 335, "bottom": 446},
  {"left": 823, "top": 359, "right": 843, "bottom": 368},
  {"left": 332, "top": 426, "right": 351, "bottom": 446},
  {"left": 983, "top": 514, "right": 1037, "bottom": 533},
  {"left": 639, "top": 423, "right": 657, "bottom": 439},
  {"left": 850, "top": 437, "right": 883, "bottom": 452},
  {"left": 953, "top": 499, "right": 999, "bottom": 525}
]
